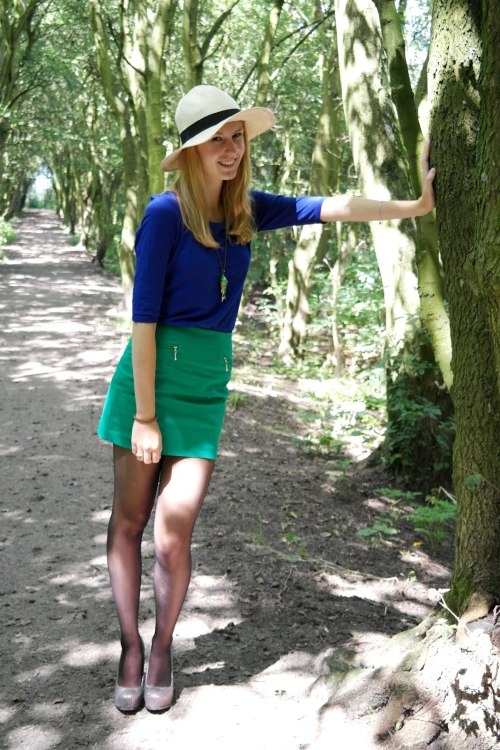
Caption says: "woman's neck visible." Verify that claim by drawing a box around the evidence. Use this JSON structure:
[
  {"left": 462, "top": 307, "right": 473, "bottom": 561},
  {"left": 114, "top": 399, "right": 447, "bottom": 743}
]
[{"left": 204, "top": 181, "right": 224, "bottom": 222}]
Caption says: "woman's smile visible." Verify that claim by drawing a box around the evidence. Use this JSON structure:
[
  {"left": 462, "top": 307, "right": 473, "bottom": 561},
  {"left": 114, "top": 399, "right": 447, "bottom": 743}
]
[{"left": 196, "top": 121, "right": 245, "bottom": 186}]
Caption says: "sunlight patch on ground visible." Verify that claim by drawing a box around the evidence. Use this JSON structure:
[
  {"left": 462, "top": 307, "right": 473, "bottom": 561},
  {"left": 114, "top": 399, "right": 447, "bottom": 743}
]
[
  {"left": 186, "top": 573, "right": 239, "bottom": 612},
  {"left": 4, "top": 724, "right": 62, "bottom": 750},
  {"left": 400, "top": 548, "right": 451, "bottom": 579},
  {"left": 313, "top": 705, "right": 379, "bottom": 749},
  {"left": 102, "top": 655, "right": 323, "bottom": 750},
  {"left": 230, "top": 378, "right": 305, "bottom": 404},
  {"left": 91, "top": 509, "right": 110, "bottom": 524},
  {"left": 63, "top": 640, "right": 116, "bottom": 668},
  {"left": 318, "top": 571, "right": 430, "bottom": 619},
  {"left": 0, "top": 445, "right": 22, "bottom": 457}
]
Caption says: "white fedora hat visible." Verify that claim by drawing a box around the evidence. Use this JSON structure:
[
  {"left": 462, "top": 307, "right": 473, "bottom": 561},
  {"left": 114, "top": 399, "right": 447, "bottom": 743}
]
[{"left": 160, "top": 85, "right": 276, "bottom": 171}]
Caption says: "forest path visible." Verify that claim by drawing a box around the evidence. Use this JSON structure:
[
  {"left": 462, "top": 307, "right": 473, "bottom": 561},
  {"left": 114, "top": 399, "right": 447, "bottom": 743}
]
[{"left": 0, "top": 210, "right": 450, "bottom": 750}]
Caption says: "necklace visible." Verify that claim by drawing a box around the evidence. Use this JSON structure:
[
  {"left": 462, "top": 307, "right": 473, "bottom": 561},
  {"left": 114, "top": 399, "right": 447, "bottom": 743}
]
[{"left": 215, "top": 233, "right": 228, "bottom": 302}]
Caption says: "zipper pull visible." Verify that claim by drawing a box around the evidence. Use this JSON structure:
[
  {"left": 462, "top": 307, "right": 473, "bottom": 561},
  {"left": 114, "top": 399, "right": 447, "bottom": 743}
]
[
  {"left": 173, "top": 345, "right": 178, "bottom": 361},
  {"left": 223, "top": 355, "right": 229, "bottom": 372}
]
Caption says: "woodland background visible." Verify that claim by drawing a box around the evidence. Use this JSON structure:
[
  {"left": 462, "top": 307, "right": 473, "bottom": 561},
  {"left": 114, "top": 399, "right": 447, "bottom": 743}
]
[{"left": 1, "top": 0, "right": 499, "bottom": 746}]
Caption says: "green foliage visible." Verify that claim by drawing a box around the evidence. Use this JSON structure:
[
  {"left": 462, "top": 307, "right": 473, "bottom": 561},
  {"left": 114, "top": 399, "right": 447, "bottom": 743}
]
[
  {"left": 357, "top": 486, "right": 456, "bottom": 551},
  {"left": 226, "top": 390, "right": 246, "bottom": 413},
  {"left": 27, "top": 188, "right": 57, "bottom": 210},
  {"left": 465, "top": 473, "right": 484, "bottom": 489},
  {"left": 375, "top": 486, "right": 421, "bottom": 503},
  {"left": 0, "top": 219, "right": 15, "bottom": 246},
  {"left": 407, "top": 494, "right": 456, "bottom": 552},
  {"left": 384, "top": 323, "right": 455, "bottom": 487},
  {"left": 357, "top": 518, "right": 398, "bottom": 540}
]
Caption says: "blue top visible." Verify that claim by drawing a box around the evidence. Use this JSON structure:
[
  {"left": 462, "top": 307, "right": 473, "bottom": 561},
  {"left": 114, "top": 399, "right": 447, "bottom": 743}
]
[{"left": 132, "top": 190, "right": 325, "bottom": 332}]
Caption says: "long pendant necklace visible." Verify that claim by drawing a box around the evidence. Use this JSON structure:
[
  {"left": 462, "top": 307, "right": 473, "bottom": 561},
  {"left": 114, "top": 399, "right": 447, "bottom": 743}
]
[{"left": 215, "top": 233, "right": 228, "bottom": 302}]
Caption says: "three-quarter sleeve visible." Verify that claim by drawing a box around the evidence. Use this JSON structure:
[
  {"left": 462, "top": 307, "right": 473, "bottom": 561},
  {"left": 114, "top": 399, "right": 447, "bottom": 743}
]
[
  {"left": 132, "top": 194, "right": 182, "bottom": 323},
  {"left": 251, "top": 190, "right": 325, "bottom": 232}
]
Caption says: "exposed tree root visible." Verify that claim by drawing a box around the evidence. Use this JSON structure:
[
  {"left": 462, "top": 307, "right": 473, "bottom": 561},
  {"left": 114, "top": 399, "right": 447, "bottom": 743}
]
[{"left": 311, "top": 609, "right": 500, "bottom": 749}]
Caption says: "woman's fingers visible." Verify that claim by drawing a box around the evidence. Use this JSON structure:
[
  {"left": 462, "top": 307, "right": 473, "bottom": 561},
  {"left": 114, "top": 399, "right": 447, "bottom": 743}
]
[
  {"left": 131, "top": 422, "right": 162, "bottom": 463},
  {"left": 142, "top": 450, "right": 161, "bottom": 464},
  {"left": 421, "top": 139, "right": 435, "bottom": 180}
]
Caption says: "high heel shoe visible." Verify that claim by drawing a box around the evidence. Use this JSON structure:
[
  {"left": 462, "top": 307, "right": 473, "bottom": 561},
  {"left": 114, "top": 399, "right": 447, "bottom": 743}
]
[
  {"left": 114, "top": 638, "right": 145, "bottom": 712},
  {"left": 144, "top": 660, "right": 174, "bottom": 711},
  {"left": 114, "top": 679, "right": 144, "bottom": 712}
]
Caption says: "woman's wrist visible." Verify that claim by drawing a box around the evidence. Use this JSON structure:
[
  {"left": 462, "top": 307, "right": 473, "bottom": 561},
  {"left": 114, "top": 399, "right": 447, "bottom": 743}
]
[{"left": 133, "top": 414, "right": 157, "bottom": 424}]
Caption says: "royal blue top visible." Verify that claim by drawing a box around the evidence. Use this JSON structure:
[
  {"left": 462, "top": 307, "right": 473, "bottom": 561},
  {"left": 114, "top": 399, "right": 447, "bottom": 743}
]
[{"left": 132, "top": 190, "right": 325, "bottom": 333}]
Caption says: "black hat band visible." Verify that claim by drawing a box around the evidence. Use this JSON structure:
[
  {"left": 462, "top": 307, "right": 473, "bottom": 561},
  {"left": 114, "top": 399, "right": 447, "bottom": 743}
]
[{"left": 180, "top": 108, "right": 241, "bottom": 145}]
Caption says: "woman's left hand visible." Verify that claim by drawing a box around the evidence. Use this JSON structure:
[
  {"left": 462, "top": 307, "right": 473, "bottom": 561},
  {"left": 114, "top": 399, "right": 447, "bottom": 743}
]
[{"left": 417, "top": 139, "right": 436, "bottom": 215}]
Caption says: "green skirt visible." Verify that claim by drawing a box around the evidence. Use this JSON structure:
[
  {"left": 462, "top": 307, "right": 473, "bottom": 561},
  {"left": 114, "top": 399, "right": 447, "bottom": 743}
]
[{"left": 97, "top": 325, "right": 232, "bottom": 459}]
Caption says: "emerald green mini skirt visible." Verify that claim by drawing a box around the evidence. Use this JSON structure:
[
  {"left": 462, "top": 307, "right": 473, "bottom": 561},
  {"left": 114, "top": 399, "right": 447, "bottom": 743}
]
[{"left": 97, "top": 325, "right": 232, "bottom": 459}]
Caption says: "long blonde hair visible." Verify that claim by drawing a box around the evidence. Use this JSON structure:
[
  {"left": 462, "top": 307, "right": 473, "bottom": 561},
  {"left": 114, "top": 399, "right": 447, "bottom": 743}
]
[{"left": 173, "top": 130, "right": 255, "bottom": 248}]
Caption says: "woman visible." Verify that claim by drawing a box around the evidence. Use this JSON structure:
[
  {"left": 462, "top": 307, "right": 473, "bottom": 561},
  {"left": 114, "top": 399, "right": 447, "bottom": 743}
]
[{"left": 97, "top": 85, "right": 436, "bottom": 712}]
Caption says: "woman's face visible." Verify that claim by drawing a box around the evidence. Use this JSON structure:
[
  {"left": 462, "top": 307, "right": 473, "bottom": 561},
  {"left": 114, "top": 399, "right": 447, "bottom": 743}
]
[{"left": 195, "top": 121, "right": 245, "bottom": 187}]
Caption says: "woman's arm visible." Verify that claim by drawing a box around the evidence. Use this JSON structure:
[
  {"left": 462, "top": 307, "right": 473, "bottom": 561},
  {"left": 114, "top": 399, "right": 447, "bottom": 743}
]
[
  {"left": 320, "top": 140, "right": 436, "bottom": 223},
  {"left": 131, "top": 322, "right": 162, "bottom": 463}
]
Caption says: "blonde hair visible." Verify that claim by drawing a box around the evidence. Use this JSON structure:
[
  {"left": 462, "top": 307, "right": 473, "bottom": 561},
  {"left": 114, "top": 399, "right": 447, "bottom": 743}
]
[{"left": 173, "top": 131, "right": 255, "bottom": 248}]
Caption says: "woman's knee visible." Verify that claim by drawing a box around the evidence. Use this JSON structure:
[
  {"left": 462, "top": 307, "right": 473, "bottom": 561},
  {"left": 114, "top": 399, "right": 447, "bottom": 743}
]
[
  {"left": 154, "top": 530, "right": 191, "bottom": 571},
  {"left": 109, "top": 505, "right": 151, "bottom": 538}
]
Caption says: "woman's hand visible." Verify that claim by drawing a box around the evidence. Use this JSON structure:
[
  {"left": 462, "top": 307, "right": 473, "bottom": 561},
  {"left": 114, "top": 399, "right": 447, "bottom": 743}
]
[
  {"left": 416, "top": 139, "right": 436, "bottom": 215},
  {"left": 131, "top": 419, "right": 162, "bottom": 464}
]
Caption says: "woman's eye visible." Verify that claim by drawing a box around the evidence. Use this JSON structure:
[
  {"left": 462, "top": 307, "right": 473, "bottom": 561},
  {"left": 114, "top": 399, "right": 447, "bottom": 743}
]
[{"left": 233, "top": 132, "right": 242, "bottom": 140}]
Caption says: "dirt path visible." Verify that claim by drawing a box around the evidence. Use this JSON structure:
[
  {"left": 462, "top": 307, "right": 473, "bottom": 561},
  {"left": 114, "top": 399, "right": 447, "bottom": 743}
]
[{"left": 0, "top": 211, "right": 452, "bottom": 750}]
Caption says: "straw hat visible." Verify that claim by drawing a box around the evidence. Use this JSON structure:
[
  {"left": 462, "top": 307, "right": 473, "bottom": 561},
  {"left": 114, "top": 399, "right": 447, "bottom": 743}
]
[{"left": 160, "top": 85, "right": 276, "bottom": 171}]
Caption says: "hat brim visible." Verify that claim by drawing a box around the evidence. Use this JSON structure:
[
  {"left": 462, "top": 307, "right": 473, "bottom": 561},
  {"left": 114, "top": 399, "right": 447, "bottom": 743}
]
[{"left": 160, "top": 107, "right": 276, "bottom": 172}]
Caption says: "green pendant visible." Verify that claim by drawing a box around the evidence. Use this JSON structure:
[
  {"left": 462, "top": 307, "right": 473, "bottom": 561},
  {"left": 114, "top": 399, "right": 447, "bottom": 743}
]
[{"left": 220, "top": 273, "right": 228, "bottom": 302}]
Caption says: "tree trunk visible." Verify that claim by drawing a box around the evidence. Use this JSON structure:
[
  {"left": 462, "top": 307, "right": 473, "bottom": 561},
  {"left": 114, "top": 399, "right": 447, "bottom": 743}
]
[
  {"left": 328, "top": 225, "right": 358, "bottom": 375},
  {"left": 89, "top": 0, "right": 139, "bottom": 298},
  {"left": 374, "top": 0, "right": 452, "bottom": 388},
  {"left": 335, "top": 0, "right": 419, "bottom": 348},
  {"left": 183, "top": 0, "right": 240, "bottom": 89},
  {"left": 429, "top": 0, "right": 500, "bottom": 613},
  {"left": 0, "top": 0, "right": 41, "bottom": 215},
  {"left": 254, "top": 0, "right": 284, "bottom": 107},
  {"left": 146, "top": 0, "right": 176, "bottom": 194},
  {"left": 335, "top": 0, "right": 453, "bottom": 486},
  {"left": 279, "top": 36, "right": 341, "bottom": 362}
]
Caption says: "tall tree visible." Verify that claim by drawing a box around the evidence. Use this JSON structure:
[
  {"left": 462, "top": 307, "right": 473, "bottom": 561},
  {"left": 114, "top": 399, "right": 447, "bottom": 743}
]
[
  {"left": 88, "top": 0, "right": 175, "bottom": 297},
  {"left": 279, "top": 31, "right": 341, "bottom": 361},
  {"left": 429, "top": 0, "right": 500, "bottom": 613},
  {"left": 182, "top": 0, "right": 240, "bottom": 89},
  {"left": 373, "top": 0, "right": 452, "bottom": 388},
  {"left": 335, "top": 0, "right": 452, "bottom": 482},
  {"left": 0, "top": 0, "right": 46, "bottom": 216}
]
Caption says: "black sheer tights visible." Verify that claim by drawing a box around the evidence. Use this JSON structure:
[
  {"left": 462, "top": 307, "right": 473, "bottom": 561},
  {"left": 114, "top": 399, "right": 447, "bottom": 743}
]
[{"left": 108, "top": 446, "right": 213, "bottom": 688}]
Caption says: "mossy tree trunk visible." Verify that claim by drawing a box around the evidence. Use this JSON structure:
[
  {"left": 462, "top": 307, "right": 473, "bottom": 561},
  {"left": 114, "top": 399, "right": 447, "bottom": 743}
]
[
  {"left": 182, "top": 0, "right": 241, "bottom": 90},
  {"left": 89, "top": 0, "right": 174, "bottom": 299},
  {"left": 0, "top": 0, "right": 42, "bottom": 217},
  {"left": 278, "top": 30, "right": 341, "bottom": 362},
  {"left": 374, "top": 0, "right": 452, "bottom": 389},
  {"left": 335, "top": 0, "right": 452, "bottom": 485},
  {"left": 429, "top": 0, "right": 500, "bottom": 612}
]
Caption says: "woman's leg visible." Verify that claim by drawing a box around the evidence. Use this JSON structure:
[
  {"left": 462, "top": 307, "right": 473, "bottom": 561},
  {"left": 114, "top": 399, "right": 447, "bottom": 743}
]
[
  {"left": 108, "top": 445, "right": 161, "bottom": 687},
  {"left": 147, "top": 455, "right": 214, "bottom": 686}
]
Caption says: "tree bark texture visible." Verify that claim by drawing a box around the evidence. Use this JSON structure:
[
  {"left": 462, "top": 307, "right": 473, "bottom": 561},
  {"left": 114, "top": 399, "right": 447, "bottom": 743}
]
[
  {"left": 335, "top": 0, "right": 420, "bottom": 350},
  {"left": 429, "top": 0, "right": 500, "bottom": 611},
  {"left": 89, "top": 0, "right": 173, "bottom": 297},
  {"left": 279, "top": 35, "right": 341, "bottom": 361},
  {"left": 373, "top": 0, "right": 453, "bottom": 389},
  {"left": 0, "top": 0, "right": 41, "bottom": 216},
  {"left": 335, "top": 0, "right": 454, "bottom": 484}
]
